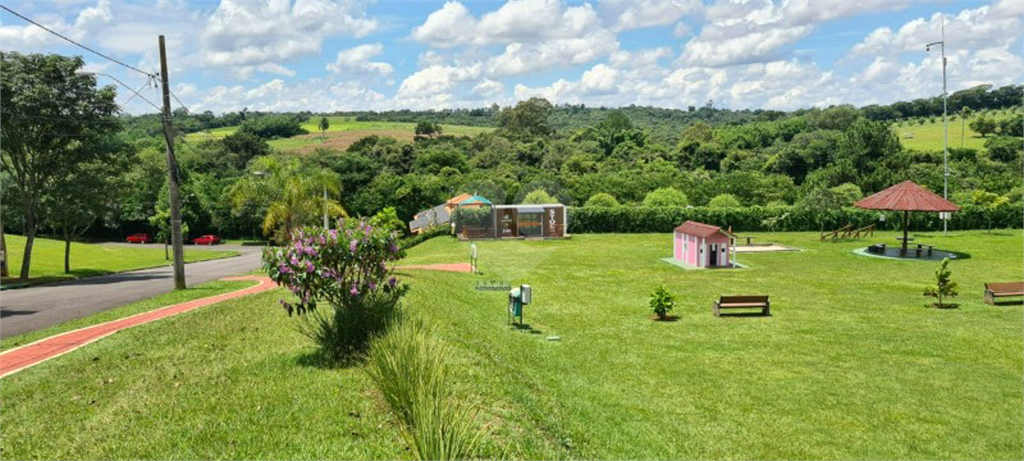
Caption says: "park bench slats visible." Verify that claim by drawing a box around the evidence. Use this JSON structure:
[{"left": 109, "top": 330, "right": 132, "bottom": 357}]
[
  {"left": 714, "top": 295, "right": 770, "bottom": 316},
  {"left": 985, "top": 282, "right": 1024, "bottom": 305}
]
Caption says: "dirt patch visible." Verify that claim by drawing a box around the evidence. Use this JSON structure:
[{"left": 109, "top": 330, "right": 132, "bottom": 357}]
[
  {"left": 735, "top": 244, "right": 799, "bottom": 253},
  {"left": 650, "top": 314, "right": 679, "bottom": 322},
  {"left": 280, "top": 130, "right": 417, "bottom": 154},
  {"left": 398, "top": 262, "right": 473, "bottom": 273}
]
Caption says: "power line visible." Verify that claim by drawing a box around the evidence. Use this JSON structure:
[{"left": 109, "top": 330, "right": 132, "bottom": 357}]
[{"left": 0, "top": 3, "right": 156, "bottom": 78}]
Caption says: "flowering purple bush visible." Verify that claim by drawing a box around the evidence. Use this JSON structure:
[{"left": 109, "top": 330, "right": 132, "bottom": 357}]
[{"left": 263, "top": 218, "right": 407, "bottom": 360}]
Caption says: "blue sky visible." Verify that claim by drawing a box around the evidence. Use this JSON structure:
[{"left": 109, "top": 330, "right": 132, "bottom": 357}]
[{"left": 1, "top": 0, "right": 1021, "bottom": 114}]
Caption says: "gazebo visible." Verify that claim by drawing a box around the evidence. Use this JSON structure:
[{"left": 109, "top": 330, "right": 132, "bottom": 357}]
[{"left": 854, "top": 181, "right": 960, "bottom": 256}]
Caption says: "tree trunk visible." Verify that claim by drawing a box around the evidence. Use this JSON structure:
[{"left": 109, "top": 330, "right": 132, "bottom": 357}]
[
  {"left": 64, "top": 229, "right": 72, "bottom": 274},
  {"left": 20, "top": 224, "right": 35, "bottom": 280},
  {"left": 1, "top": 222, "right": 8, "bottom": 278},
  {"left": 165, "top": 240, "right": 170, "bottom": 260}
]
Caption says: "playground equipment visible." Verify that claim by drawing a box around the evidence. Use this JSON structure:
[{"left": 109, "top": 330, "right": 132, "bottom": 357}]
[
  {"left": 820, "top": 223, "right": 875, "bottom": 241},
  {"left": 469, "top": 243, "right": 478, "bottom": 274}
]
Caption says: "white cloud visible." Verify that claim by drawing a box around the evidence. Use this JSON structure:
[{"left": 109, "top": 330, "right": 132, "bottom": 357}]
[
  {"left": 471, "top": 79, "right": 505, "bottom": 98},
  {"left": 607, "top": 0, "right": 701, "bottom": 31},
  {"left": 851, "top": 5, "right": 1022, "bottom": 56},
  {"left": 202, "top": 0, "right": 377, "bottom": 68},
  {"left": 394, "top": 63, "right": 483, "bottom": 109},
  {"left": 326, "top": 43, "right": 394, "bottom": 78},
  {"left": 580, "top": 64, "right": 619, "bottom": 94}
]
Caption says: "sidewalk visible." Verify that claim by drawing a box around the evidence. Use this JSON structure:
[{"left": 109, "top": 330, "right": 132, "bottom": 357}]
[{"left": 0, "top": 276, "right": 274, "bottom": 378}]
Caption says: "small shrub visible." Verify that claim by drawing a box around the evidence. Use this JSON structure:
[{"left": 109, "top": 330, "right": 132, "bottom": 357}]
[
  {"left": 263, "top": 219, "right": 406, "bottom": 362},
  {"left": 708, "top": 193, "right": 742, "bottom": 208},
  {"left": 584, "top": 192, "right": 620, "bottom": 208},
  {"left": 923, "top": 258, "right": 959, "bottom": 308},
  {"left": 649, "top": 285, "right": 676, "bottom": 320},
  {"left": 366, "top": 319, "right": 482, "bottom": 460},
  {"left": 521, "top": 189, "right": 559, "bottom": 204},
  {"left": 643, "top": 187, "right": 689, "bottom": 207}
]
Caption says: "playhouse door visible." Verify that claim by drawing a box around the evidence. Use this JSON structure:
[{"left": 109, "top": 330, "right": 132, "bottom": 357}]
[{"left": 709, "top": 244, "right": 718, "bottom": 266}]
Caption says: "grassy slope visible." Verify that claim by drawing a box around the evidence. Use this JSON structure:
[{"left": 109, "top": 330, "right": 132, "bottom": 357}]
[
  {"left": 2, "top": 235, "right": 238, "bottom": 286},
  {"left": 186, "top": 116, "right": 494, "bottom": 153},
  {"left": 398, "top": 231, "right": 1023, "bottom": 459},
  {"left": 897, "top": 110, "right": 1022, "bottom": 152},
  {"left": 2, "top": 231, "right": 1020, "bottom": 459},
  {"left": 0, "top": 288, "right": 408, "bottom": 460}
]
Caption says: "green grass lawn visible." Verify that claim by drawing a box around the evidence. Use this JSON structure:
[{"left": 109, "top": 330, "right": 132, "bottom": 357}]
[
  {"left": 897, "top": 112, "right": 1022, "bottom": 152},
  {"left": 1, "top": 230, "right": 1021, "bottom": 459},
  {"left": 2, "top": 234, "right": 239, "bottom": 286}
]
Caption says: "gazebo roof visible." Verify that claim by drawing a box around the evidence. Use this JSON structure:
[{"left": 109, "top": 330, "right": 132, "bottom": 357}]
[{"left": 854, "top": 181, "right": 961, "bottom": 212}]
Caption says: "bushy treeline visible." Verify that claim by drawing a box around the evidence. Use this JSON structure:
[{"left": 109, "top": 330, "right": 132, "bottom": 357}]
[
  {"left": 861, "top": 84, "right": 1022, "bottom": 122},
  {"left": 568, "top": 203, "right": 1024, "bottom": 234}
]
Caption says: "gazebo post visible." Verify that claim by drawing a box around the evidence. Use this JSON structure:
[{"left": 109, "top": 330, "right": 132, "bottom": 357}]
[{"left": 901, "top": 210, "right": 909, "bottom": 256}]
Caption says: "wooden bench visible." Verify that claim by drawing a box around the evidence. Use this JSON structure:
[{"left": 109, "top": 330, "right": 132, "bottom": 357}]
[
  {"left": 714, "top": 295, "right": 770, "bottom": 316},
  {"left": 984, "top": 282, "right": 1024, "bottom": 305}
]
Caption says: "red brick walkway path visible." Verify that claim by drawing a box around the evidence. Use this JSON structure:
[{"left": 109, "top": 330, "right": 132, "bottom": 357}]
[
  {"left": 398, "top": 262, "right": 473, "bottom": 273},
  {"left": 0, "top": 276, "right": 274, "bottom": 378}
]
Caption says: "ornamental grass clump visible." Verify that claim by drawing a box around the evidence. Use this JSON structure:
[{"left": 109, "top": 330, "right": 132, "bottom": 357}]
[
  {"left": 263, "top": 218, "right": 407, "bottom": 362},
  {"left": 366, "top": 318, "right": 482, "bottom": 460}
]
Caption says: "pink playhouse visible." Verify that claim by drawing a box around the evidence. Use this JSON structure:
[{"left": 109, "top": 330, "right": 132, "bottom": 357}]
[{"left": 673, "top": 221, "right": 736, "bottom": 268}]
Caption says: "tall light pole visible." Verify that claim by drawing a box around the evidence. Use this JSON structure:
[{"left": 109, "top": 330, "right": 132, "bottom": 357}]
[
  {"left": 158, "top": 35, "right": 187, "bottom": 289},
  {"left": 927, "top": 15, "right": 949, "bottom": 236}
]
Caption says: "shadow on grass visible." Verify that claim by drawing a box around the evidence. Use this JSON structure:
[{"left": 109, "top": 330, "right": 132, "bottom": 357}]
[
  {"left": 510, "top": 323, "right": 543, "bottom": 335},
  {"left": 650, "top": 315, "right": 680, "bottom": 322},
  {"left": 295, "top": 350, "right": 365, "bottom": 370},
  {"left": 717, "top": 311, "right": 772, "bottom": 318},
  {"left": 989, "top": 300, "right": 1024, "bottom": 307},
  {"left": 927, "top": 303, "right": 961, "bottom": 309}
]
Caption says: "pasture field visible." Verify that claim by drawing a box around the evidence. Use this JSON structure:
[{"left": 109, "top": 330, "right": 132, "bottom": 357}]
[
  {"left": 1, "top": 234, "right": 238, "bottom": 286},
  {"left": 896, "top": 109, "right": 1022, "bottom": 152},
  {"left": 185, "top": 116, "right": 494, "bottom": 153},
  {"left": 1, "top": 231, "right": 1021, "bottom": 459}
]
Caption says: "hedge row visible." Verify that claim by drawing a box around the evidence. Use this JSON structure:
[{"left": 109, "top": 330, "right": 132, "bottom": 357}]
[
  {"left": 567, "top": 204, "right": 1024, "bottom": 233},
  {"left": 398, "top": 225, "right": 452, "bottom": 252}
]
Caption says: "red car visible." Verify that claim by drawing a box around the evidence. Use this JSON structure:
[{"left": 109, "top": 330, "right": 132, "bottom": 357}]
[
  {"left": 192, "top": 234, "right": 222, "bottom": 245},
  {"left": 126, "top": 233, "right": 153, "bottom": 244}
]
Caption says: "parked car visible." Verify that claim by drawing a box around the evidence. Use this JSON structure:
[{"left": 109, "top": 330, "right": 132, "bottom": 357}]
[
  {"left": 192, "top": 234, "right": 222, "bottom": 245},
  {"left": 126, "top": 233, "right": 153, "bottom": 244}
]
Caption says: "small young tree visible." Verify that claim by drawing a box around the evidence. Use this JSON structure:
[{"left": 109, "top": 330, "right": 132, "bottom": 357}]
[
  {"left": 319, "top": 116, "right": 330, "bottom": 138},
  {"left": 923, "top": 258, "right": 958, "bottom": 308},
  {"left": 521, "top": 189, "right": 558, "bottom": 204},
  {"left": 708, "top": 193, "right": 742, "bottom": 208},
  {"left": 649, "top": 285, "right": 676, "bottom": 320}
]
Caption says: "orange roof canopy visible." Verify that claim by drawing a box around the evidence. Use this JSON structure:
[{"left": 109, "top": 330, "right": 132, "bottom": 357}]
[{"left": 854, "top": 181, "right": 960, "bottom": 212}]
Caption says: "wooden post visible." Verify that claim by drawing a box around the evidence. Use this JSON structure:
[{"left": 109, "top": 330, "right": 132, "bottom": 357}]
[
  {"left": 159, "top": 35, "right": 186, "bottom": 289},
  {"left": 901, "top": 210, "right": 909, "bottom": 256}
]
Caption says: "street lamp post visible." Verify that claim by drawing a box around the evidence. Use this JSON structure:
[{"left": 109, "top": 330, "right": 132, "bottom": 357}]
[{"left": 926, "top": 15, "right": 949, "bottom": 236}]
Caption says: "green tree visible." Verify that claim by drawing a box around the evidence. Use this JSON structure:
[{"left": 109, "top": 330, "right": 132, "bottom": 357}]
[
  {"left": 229, "top": 157, "right": 346, "bottom": 242},
  {"left": 643, "top": 187, "right": 689, "bottom": 207},
  {"left": 584, "top": 193, "right": 620, "bottom": 208},
  {"left": 149, "top": 208, "right": 190, "bottom": 261},
  {"left": 43, "top": 157, "right": 126, "bottom": 272},
  {"left": 969, "top": 116, "right": 997, "bottom": 137},
  {"left": 923, "top": 258, "right": 958, "bottom": 308},
  {"left": 796, "top": 185, "right": 846, "bottom": 233},
  {"left": 829, "top": 183, "right": 863, "bottom": 205},
  {"left": 319, "top": 116, "right": 330, "bottom": 138},
  {"left": 521, "top": 189, "right": 558, "bottom": 204},
  {"left": 0, "top": 52, "right": 121, "bottom": 280},
  {"left": 708, "top": 193, "right": 742, "bottom": 208},
  {"left": 971, "top": 190, "right": 1010, "bottom": 232},
  {"left": 414, "top": 121, "right": 442, "bottom": 138},
  {"left": 498, "top": 97, "right": 553, "bottom": 140}
]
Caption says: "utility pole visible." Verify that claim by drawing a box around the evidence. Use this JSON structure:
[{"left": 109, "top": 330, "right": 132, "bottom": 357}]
[
  {"left": 927, "top": 15, "right": 949, "bottom": 236},
  {"left": 158, "top": 35, "right": 186, "bottom": 289}
]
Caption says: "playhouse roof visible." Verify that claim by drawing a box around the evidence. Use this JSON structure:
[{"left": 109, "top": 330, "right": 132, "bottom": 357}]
[
  {"left": 675, "top": 221, "right": 728, "bottom": 238},
  {"left": 459, "top": 195, "right": 492, "bottom": 205},
  {"left": 854, "top": 181, "right": 960, "bottom": 212}
]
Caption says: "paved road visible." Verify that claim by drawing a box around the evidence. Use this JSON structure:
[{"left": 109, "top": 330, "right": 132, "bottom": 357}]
[{"left": 0, "top": 244, "right": 266, "bottom": 340}]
